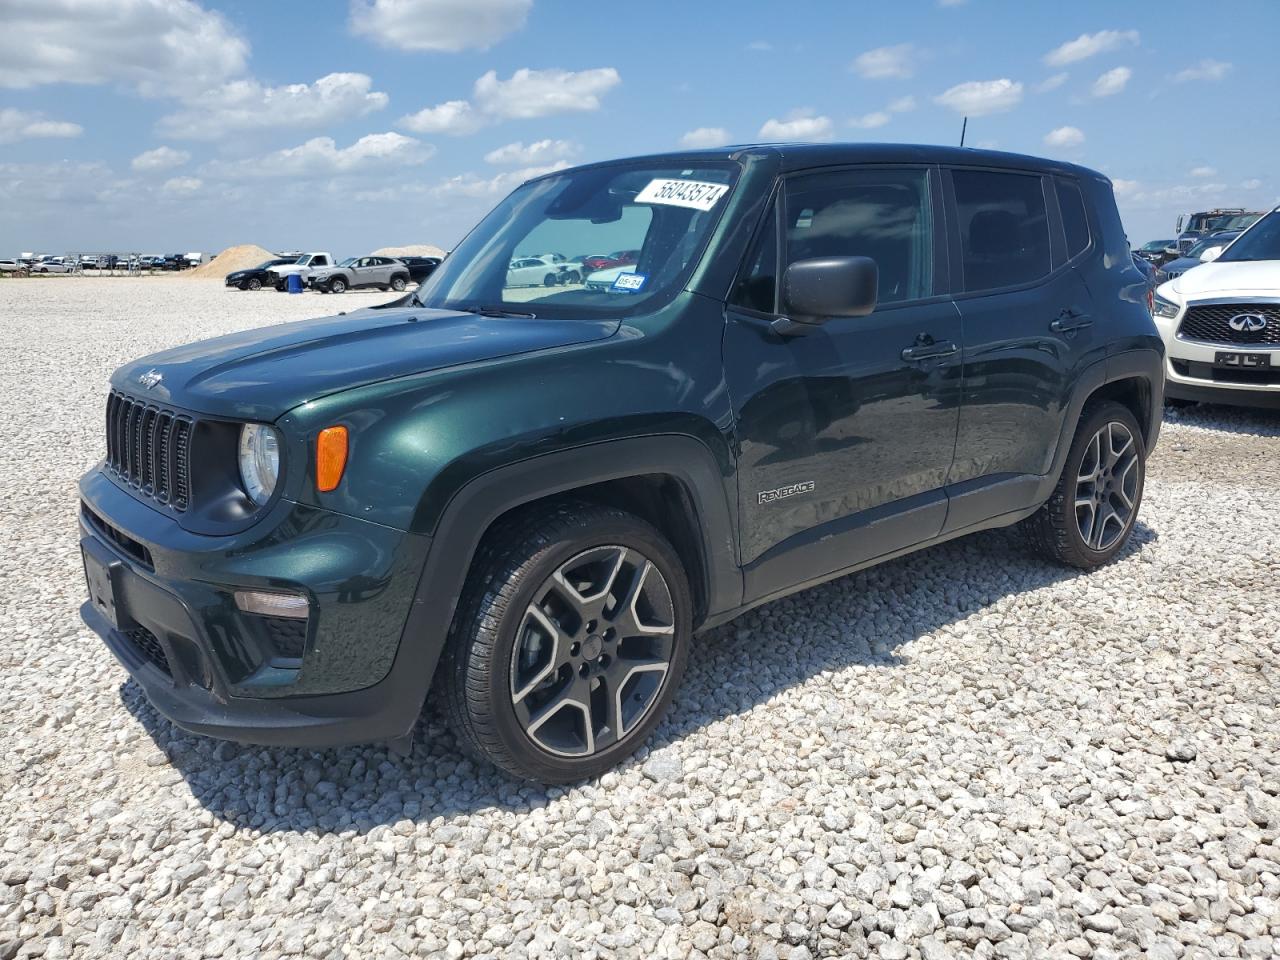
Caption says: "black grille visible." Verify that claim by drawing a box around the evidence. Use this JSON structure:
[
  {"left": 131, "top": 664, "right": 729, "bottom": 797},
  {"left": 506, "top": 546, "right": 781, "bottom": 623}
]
[
  {"left": 105, "top": 392, "right": 193, "bottom": 509},
  {"left": 262, "top": 616, "right": 308, "bottom": 659},
  {"left": 124, "top": 627, "right": 171, "bottom": 675},
  {"left": 1178, "top": 303, "right": 1280, "bottom": 346},
  {"left": 82, "top": 505, "right": 153, "bottom": 568}
]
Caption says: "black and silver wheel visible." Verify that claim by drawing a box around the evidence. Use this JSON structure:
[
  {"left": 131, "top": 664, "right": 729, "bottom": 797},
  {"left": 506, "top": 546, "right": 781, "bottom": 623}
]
[
  {"left": 543, "top": 272, "right": 558, "bottom": 287},
  {"left": 440, "top": 502, "right": 691, "bottom": 782},
  {"left": 1021, "top": 401, "right": 1146, "bottom": 569},
  {"left": 328, "top": 277, "right": 346, "bottom": 294},
  {"left": 390, "top": 274, "right": 407, "bottom": 292},
  {"left": 246, "top": 277, "right": 262, "bottom": 291}
]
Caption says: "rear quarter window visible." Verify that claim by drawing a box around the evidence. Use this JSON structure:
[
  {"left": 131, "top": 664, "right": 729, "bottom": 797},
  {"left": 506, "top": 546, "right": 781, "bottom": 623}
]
[{"left": 1056, "top": 178, "right": 1091, "bottom": 259}]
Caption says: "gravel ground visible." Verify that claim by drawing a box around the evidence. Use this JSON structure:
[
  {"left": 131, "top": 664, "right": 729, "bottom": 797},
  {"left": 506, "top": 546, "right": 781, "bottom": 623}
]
[{"left": 2, "top": 278, "right": 1278, "bottom": 960}]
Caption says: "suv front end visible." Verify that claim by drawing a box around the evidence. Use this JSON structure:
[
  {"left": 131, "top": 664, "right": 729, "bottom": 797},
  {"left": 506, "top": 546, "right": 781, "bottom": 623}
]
[{"left": 78, "top": 388, "right": 430, "bottom": 745}]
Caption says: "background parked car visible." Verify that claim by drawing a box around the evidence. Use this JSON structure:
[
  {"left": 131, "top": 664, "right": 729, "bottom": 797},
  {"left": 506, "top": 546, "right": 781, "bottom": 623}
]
[
  {"left": 224, "top": 258, "right": 298, "bottom": 291},
  {"left": 31, "top": 256, "right": 73, "bottom": 274},
  {"left": 1136, "top": 239, "right": 1177, "bottom": 266},
  {"left": 581, "top": 249, "right": 640, "bottom": 273},
  {"left": 308, "top": 256, "right": 410, "bottom": 293},
  {"left": 399, "top": 256, "right": 441, "bottom": 284},
  {"left": 506, "top": 256, "right": 565, "bottom": 288},
  {"left": 1159, "top": 231, "right": 1242, "bottom": 281},
  {"left": 0, "top": 259, "right": 30, "bottom": 276}
]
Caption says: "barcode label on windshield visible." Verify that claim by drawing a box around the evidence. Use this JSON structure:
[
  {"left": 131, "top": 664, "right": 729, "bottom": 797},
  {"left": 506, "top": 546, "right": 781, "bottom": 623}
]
[{"left": 635, "top": 179, "right": 729, "bottom": 212}]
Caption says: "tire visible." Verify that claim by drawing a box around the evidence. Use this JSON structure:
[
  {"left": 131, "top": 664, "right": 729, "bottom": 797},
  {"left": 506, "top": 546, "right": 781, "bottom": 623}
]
[
  {"left": 329, "top": 277, "right": 347, "bottom": 294},
  {"left": 390, "top": 274, "right": 407, "bottom": 292},
  {"left": 1164, "top": 396, "right": 1195, "bottom": 409},
  {"left": 246, "top": 277, "right": 262, "bottom": 291},
  {"left": 565, "top": 270, "right": 581, "bottom": 284},
  {"left": 543, "top": 273, "right": 557, "bottom": 287},
  {"left": 1020, "top": 400, "right": 1146, "bottom": 570},
  {"left": 439, "top": 500, "right": 692, "bottom": 783},
  {"left": 274, "top": 281, "right": 286, "bottom": 292}
]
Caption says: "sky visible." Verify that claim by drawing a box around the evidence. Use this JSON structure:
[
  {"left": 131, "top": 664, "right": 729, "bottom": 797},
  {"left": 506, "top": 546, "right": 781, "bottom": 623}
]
[{"left": 2, "top": 0, "right": 1278, "bottom": 257}]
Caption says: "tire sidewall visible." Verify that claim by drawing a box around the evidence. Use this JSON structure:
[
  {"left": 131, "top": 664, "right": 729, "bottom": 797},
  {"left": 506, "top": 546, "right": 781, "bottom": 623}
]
[
  {"left": 1059, "top": 402, "right": 1147, "bottom": 564},
  {"left": 473, "top": 515, "right": 691, "bottom": 782},
  {"left": 391, "top": 276, "right": 407, "bottom": 291}
]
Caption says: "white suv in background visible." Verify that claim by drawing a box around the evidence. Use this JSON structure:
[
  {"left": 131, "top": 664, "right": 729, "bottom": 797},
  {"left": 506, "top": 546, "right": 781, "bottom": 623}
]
[{"left": 1153, "top": 206, "right": 1280, "bottom": 409}]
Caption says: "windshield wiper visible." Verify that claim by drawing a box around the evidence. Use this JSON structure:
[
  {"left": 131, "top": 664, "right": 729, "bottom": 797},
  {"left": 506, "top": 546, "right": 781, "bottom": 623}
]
[{"left": 460, "top": 305, "right": 538, "bottom": 319}]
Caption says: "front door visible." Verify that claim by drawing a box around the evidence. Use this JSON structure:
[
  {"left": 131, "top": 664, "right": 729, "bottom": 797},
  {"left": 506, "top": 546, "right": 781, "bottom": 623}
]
[{"left": 724, "top": 165, "right": 963, "bottom": 601}]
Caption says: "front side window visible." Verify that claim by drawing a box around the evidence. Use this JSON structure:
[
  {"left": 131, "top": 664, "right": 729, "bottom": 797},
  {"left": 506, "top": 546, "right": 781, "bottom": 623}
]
[
  {"left": 731, "top": 199, "right": 779, "bottom": 313},
  {"left": 414, "top": 161, "right": 739, "bottom": 318},
  {"left": 953, "top": 169, "right": 1052, "bottom": 293},
  {"left": 1218, "top": 210, "right": 1280, "bottom": 262},
  {"left": 782, "top": 167, "right": 933, "bottom": 304}
]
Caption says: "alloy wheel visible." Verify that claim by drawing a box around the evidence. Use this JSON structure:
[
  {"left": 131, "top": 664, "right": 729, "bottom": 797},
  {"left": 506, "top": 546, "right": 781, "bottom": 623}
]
[
  {"left": 1075, "top": 421, "right": 1140, "bottom": 551},
  {"left": 510, "top": 545, "right": 676, "bottom": 758}
]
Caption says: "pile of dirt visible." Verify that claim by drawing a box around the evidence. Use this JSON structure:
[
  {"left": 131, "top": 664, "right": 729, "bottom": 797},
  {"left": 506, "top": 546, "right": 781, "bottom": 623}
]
[
  {"left": 372, "top": 244, "right": 447, "bottom": 259},
  {"left": 186, "top": 244, "right": 279, "bottom": 279}
]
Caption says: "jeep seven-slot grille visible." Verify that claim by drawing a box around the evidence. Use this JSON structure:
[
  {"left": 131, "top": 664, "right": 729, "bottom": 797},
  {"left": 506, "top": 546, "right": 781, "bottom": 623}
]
[
  {"left": 105, "top": 392, "right": 193, "bottom": 509},
  {"left": 1178, "top": 303, "right": 1280, "bottom": 346}
]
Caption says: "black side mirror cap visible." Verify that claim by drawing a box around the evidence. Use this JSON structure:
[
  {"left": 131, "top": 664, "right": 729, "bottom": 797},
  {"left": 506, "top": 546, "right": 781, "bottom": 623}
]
[{"left": 780, "top": 257, "right": 879, "bottom": 330}]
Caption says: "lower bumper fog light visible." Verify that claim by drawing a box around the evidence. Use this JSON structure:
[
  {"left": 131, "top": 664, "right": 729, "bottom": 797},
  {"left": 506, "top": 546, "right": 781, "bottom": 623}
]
[{"left": 234, "top": 590, "right": 309, "bottom": 619}]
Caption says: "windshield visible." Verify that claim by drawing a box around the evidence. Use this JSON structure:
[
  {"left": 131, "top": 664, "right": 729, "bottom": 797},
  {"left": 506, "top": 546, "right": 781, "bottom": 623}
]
[
  {"left": 413, "top": 161, "right": 739, "bottom": 318},
  {"left": 337, "top": 257, "right": 357, "bottom": 267},
  {"left": 1218, "top": 210, "right": 1280, "bottom": 263},
  {"left": 293, "top": 255, "right": 310, "bottom": 265},
  {"left": 1143, "top": 240, "right": 1173, "bottom": 251},
  {"left": 1187, "top": 234, "right": 1235, "bottom": 258},
  {"left": 1223, "top": 214, "right": 1260, "bottom": 230}
]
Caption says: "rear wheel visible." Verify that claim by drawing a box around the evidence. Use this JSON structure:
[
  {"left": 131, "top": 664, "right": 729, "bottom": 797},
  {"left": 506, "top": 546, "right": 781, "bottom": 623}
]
[
  {"left": 439, "top": 501, "right": 691, "bottom": 782},
  {"left": 1021, "top": 401, "right": 1146, "bottom": 569}
]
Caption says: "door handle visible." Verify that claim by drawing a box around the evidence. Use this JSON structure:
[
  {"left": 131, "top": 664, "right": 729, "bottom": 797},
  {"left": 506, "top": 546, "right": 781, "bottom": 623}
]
[
  {"left": 901, "top": 337, "right": 958, "bottom": 361},
  {"left": 1050, "top": 308, "right": 1093, "bottom": 333}
]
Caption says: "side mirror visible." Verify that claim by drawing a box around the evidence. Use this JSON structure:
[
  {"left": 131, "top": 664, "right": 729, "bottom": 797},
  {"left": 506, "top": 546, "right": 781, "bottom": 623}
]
[
  {"left": 778, "top": 257, "right": 878, "bottom": 331},
  {"left": 1199, "top": 246, "right": 1223, "bottom": 263}
]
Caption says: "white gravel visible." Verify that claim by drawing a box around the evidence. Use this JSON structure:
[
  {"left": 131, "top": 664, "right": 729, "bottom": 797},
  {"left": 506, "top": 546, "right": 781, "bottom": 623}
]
[{"left": 2, "top": 277, "right": 1279, "bottom": 960}]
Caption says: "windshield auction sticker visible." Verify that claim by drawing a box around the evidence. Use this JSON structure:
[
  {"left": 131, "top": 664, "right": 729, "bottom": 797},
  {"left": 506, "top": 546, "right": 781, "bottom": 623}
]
[{"left": 635, "top": 179, "right": 730, "bottom": 212}]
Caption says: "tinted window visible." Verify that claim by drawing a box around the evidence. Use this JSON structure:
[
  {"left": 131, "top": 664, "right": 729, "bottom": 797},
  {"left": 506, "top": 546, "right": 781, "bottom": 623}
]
[
  {"left": 1219, "top": 210, "right": 1280, "bottom": 263},
  {"left": 953, "top": 169, "right": 1052, "bottom": 292},
  {"left": 783, "top": 167, "right": 933, "bottom": 304},
  {"left": 732, "top": 200, "right": 778, "bottom": 313},
  {"left": 1056, "top": 179, "right": 1090, "bottom": 258}
]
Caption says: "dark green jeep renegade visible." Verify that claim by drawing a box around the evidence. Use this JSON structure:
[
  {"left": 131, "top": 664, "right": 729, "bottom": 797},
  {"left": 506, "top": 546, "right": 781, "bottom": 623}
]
[{"left": 79, "top": 144, "right": 1163, "bottom": 781}]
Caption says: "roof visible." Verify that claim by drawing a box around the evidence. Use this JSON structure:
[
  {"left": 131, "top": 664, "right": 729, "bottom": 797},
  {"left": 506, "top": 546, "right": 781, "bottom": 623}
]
[{"left": 551, "top": 141, "right": 1106, "bottom": 183}]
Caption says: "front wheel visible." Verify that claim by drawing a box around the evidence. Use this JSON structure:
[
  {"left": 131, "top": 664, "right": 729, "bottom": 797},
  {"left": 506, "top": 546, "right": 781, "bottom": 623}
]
[
  {"left": 543, "top": 273, "right": 558, "bottom": 287},
  {"left": 390, "top": 275, "right": 407, "bottom": 292},
  {"left": 439, "top": 502, "right": 691, "bottom": 783},
  {"left": 328, "top": 277, "right": 346, "bottom": 294},
  {"left": 1021, "top": 401, "right": 1146, "bottom": 569},
  {"left": 246, "top": 277, "right": 262, "bottom": 291}
]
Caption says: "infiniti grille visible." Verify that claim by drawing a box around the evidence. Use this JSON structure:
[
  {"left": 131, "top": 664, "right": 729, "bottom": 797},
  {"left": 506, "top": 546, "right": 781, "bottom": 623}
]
[{"left": 1177, "top": 303, "right": 1280, "bottom": 346}]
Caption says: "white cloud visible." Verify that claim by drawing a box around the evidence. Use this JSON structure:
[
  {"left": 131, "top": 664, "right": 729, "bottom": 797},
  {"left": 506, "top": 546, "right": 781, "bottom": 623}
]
[
  {"left": 484, "top": 139, "right": 579, "bottom": 165},
  {"left": 131, "top": 146, "right": 190, "bottom": 171},
  {"left": 938, "top": 0, "right": 967, "bottom": 6},
  {"left": 758, "top": 110, "right": 833, "bottom": 141},
  {"left": 400, "top": 67, "right": 621, "bottom": 136},
  {"left": 1241, "top": 178, "right": 1262, "bottom": 190},
  {"left": 934, "top": 79, "right": 1023, "bottom": 116},
  {"left": 349, "top": 0, "right": 530, "bottom": 52},
  {"left": 746, "top": 41, "right": 772, "bottom": 52},
  {"left": 678, "top": 127, "right": 732, "bottom": 149},
  {"left": 0, "top": 108, "right": 83, "bottom": 144},
  {"left": 158, "top": 72, "right": 388, "bottom": 140},
  {"left": 161, "top": 176, "right": 202, "bottom": 196},
  {"left": 1116, "top": 180, "right": 1228, "bottom": 209},
  {"left": 1036, "top": 72, "right": 1069, "bottom": 93},
  {"left": 0, "top": 0, "right": 247, "bottom": 96},
  {"left": 1189, "top": 166, "right": 1217, "bottom": 178},
  {"left": 1092, "top": 66, "right": 1131, "bottom": 98},
  {"left": 1172, "top": 59, "right": 1232, "bottom": 83},
  {"left": 887, "top": 96, "right": 917, "bottom": 113},
  {"left": 400, "top": 99, "right": 483, "bottom": 136},
  {"left": 850, "top": 111, "right": 891, "bottom": 130},
  {"left": 1044, "top": 29, "right": 1139, "bottom": 67},
  {"left": 1111, "top": 178, "right": 1140, "bottom": 198},
  {"left": 204, "top": 132, "right": 433, "bottom": 179},
  {"left": 851, "top": 44, "right": 917, "bottom": 80},
  {"left": 431, "top": 162, "right": 571, "bottom": 200},
  {"left": 1043, "top": 126, "right": 1085, "bottom": 148}
]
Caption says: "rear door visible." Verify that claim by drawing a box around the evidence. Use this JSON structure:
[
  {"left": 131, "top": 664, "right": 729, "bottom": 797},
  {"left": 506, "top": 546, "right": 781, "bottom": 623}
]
[
  {"left": 724, "top": 165, "right": 963, "bottom": 598},
  {"left": 942, "top": 166, "right": 1101, "bottom": 531}
]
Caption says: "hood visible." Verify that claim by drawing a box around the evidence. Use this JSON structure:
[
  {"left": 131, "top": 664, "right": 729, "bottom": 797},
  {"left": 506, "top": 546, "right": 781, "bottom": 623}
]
[
  {"left": 1169, "top": 259, "right": 1280, "bottom": 299},
  {"left": 112, "top": 306, "right": 619, "bottom": 421}
]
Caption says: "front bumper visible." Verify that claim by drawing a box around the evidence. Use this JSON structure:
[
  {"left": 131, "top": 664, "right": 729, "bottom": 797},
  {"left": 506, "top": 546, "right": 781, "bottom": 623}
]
[
  {"left": 1154, "top": 310, "right": 1280, "bottom": 408},
  {"left": 78, "top": 467, "right": 434, "bottom": 746}
]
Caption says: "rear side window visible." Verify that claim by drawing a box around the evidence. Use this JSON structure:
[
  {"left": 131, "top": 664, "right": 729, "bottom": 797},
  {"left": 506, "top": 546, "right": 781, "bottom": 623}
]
[
  {"left": 783, "top": 167, "right": 933, "bottom": 304},
  {"left": 952, "top": 169, "right": 1052, "bottom": 292},
  {"left": 1056, "top": 178, "right": 1091, "bottom": 258}
]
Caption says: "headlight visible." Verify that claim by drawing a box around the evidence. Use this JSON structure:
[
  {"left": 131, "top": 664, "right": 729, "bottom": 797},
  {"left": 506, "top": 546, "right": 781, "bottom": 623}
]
[
  {"left": 238, "top": 423, "right": 281, "bottom": 506},
  {"left": 1153, "top": 292, "right": 1181, "bottom": 319}
]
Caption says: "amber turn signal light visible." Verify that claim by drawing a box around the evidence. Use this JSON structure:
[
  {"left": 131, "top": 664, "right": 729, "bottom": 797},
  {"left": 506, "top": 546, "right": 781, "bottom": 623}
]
[{"left": 316, "top": 425, "right": 348, "bottom": 492}]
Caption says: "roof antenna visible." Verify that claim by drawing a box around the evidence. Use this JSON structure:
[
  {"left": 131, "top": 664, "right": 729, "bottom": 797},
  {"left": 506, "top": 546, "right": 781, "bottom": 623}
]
[{"left": 960, "top": 116, "right": 968, "bottom": 147}]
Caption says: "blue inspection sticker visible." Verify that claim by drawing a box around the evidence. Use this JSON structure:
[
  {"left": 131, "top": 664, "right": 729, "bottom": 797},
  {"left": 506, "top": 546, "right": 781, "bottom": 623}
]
[{"left": 611, "top": 272, "right": 647, "bottom": 293}]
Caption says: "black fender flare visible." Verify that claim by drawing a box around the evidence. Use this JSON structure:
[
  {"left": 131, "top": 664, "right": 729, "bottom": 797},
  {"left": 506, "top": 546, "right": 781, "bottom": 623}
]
[{"left": 382, "top": 434, "right": 743, "bottom": 730}]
